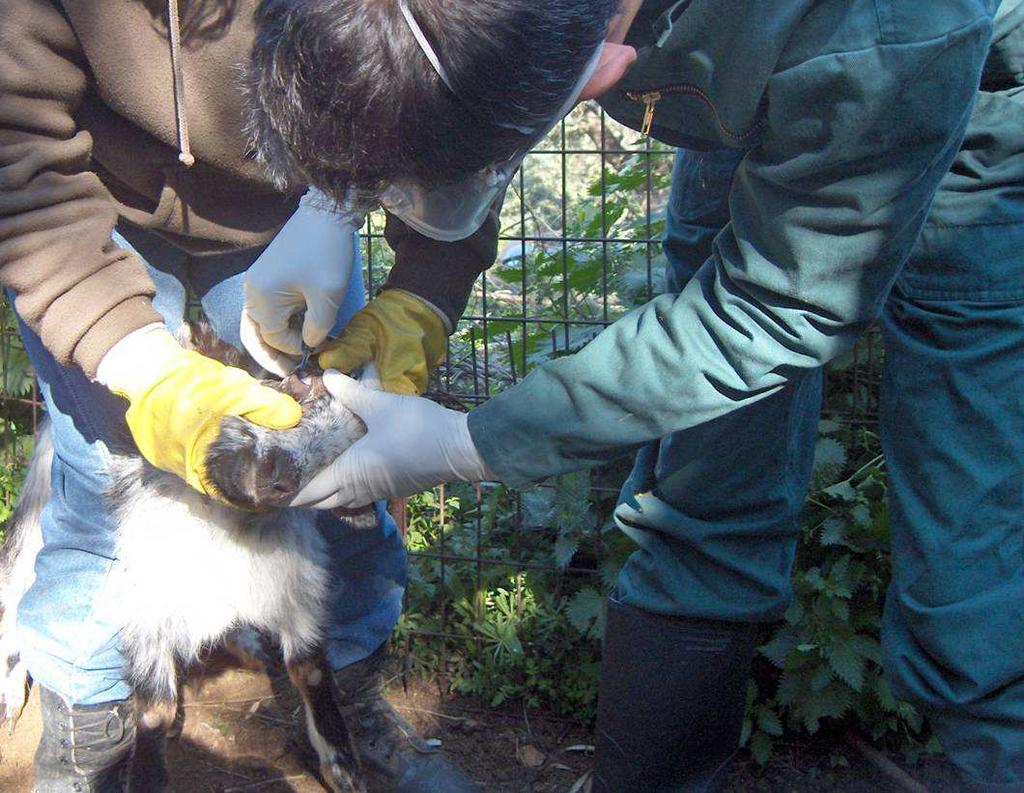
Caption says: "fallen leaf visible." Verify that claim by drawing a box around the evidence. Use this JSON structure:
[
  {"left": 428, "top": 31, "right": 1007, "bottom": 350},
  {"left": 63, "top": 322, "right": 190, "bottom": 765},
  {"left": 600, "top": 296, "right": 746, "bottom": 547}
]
[
  {"left": 518, "top": 744, "right": 546, "bottom": 768},
  {"left": 451, "top": 718, "right": 486, "bottom": 733}
]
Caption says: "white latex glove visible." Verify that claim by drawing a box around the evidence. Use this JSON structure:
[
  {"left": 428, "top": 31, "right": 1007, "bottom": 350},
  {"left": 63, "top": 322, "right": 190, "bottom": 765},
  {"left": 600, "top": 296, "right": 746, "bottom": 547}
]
[
  {"left": 241, "top": 190, "right": 359, "bottom": 375},
  {"left": 290, "top": 370, "right": 494, "bottom": 509}
]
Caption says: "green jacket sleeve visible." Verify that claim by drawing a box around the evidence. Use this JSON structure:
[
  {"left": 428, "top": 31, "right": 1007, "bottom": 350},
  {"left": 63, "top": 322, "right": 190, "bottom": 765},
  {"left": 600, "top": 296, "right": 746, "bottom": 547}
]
[{"left": 469, "top": 17, "right": 993, "bottom": 486}]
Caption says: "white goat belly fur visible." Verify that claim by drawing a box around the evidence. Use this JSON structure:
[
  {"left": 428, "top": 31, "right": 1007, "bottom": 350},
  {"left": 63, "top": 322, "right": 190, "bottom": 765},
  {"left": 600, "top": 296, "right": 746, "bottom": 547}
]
[{"left": 110, "top": 457, "right": 330, "bottom": 700}]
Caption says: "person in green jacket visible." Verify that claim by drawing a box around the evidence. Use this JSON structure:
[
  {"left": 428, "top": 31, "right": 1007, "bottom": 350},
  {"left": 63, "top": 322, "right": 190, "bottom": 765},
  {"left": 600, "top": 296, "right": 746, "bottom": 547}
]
[{"left": 294, "top": 1, "right": 1024, "bottom": 789}]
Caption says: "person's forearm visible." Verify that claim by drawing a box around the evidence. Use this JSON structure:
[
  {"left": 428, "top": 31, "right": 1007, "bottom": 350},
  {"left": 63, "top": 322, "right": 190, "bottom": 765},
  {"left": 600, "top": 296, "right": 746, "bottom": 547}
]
[
  {"left": 382, "top": 202, "right": 500, "bottom": 328},
  {"left": 0, "top": 0, "right": 160, "bottom": 375},
  {"left": 607, "top": 0, "right": 644, "bottom": 44}
]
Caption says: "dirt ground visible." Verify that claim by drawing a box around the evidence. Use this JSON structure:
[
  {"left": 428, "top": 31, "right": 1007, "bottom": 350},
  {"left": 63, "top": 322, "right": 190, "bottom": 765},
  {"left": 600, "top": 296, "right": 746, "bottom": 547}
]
[
  {"left": 0, "top": 662, "right": 599, "bottom": 793},
  {"left": 0, "top": 663, "right": 964, "bottom": 793}
]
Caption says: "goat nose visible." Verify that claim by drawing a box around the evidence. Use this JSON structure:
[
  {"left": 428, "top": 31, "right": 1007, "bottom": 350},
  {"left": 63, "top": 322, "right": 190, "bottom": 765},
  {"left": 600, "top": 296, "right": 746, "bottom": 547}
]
[
  {"left": 251, "top": 450, "right": 302, "bottom": 508},
  {"left": 269, "top": 453, "right": 301, "bottom": 495}
]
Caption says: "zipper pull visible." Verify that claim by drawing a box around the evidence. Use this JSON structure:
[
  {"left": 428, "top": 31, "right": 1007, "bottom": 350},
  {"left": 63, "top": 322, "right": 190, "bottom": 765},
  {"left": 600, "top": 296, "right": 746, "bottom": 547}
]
[{"left": 639, "top": 91, "right": 661, "bottom": 136}]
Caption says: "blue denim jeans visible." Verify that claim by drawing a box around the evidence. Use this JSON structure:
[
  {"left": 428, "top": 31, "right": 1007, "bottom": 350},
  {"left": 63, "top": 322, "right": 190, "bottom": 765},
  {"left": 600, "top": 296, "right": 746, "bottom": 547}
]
[
  {"left": 15, "top": 217, "right": 406, "bottom": 706},
  {"left": 617, "top": 141, "right": 1024, "bottom": 786}
]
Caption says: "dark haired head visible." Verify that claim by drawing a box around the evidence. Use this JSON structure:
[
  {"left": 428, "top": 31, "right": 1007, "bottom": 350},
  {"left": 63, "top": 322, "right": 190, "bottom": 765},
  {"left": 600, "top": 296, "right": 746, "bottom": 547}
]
[{"left": 245, "top": 0, "right": 617, "bottom": 201}]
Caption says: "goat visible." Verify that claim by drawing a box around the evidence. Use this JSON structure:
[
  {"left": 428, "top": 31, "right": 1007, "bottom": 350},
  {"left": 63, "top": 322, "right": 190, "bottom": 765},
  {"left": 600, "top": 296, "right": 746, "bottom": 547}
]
[{"left": 0, "top": 323, "right": 375, "bottom": 792}]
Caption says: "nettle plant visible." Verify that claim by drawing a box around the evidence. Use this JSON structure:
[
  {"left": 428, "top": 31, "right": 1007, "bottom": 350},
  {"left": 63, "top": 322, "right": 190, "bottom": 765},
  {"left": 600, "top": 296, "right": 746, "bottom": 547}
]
[
  {"left": 398, "top": 416, "right": 937, "bottom": 760},
  {"left": 742, "top": 417, "right": 939, "bottom": 765},
  {"left": 455, "top": 152, "right": 672, "bottom": 389},
  {"left": 396, "top": 465, "right": 634, "bottom": 719}
]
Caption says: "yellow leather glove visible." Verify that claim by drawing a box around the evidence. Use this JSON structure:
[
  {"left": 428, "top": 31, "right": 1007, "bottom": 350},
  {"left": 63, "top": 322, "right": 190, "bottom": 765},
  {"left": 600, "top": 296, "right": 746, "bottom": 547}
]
[
  {"left": 98, "top": 326, "right": 302, "bottom": 498},
  {"left": 318, "top": 289, "right": 448, "bottom": 395}
]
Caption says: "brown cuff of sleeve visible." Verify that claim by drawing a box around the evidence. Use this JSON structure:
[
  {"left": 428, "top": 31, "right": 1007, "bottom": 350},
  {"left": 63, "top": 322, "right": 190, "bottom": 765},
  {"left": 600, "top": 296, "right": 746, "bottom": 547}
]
[
  {"left": 73, "top": 296, "right": 164, "bottom": 378},
  {"left": 383, "top": 207, "right": 500, "bottom": 329}
]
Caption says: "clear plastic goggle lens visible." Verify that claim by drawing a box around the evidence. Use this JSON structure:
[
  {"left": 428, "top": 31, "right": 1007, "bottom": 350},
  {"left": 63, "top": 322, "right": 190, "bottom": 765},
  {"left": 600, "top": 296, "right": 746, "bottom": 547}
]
[{"left": 332, "top": 45, "right": 604, "bottom": 241}]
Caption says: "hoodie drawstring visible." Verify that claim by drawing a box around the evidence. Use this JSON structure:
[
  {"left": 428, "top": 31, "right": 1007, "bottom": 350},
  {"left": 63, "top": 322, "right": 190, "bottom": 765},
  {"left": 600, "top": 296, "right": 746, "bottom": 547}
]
[{"left": 167, "top": 0, "right": 195, "bottom": 167}]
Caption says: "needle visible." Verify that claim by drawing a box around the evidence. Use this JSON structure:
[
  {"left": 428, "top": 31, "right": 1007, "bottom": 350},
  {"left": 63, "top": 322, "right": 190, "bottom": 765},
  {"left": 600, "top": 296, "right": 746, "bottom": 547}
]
[{"left": 290, "top": 343, "right": 313, "bottom": 377}]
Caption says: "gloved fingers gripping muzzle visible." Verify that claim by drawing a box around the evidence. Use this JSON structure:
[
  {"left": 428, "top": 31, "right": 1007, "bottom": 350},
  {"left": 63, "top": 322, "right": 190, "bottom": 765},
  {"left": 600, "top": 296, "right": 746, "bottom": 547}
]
[{"left": 345, "top": 2, "right": 604, "bottom": 243}]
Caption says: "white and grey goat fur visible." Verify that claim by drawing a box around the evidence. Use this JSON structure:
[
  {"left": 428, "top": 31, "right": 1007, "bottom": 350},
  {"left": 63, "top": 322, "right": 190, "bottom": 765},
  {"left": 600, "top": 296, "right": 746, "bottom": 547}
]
[{"left": 0, "top": 324, "right": 374, "bottom": 792}]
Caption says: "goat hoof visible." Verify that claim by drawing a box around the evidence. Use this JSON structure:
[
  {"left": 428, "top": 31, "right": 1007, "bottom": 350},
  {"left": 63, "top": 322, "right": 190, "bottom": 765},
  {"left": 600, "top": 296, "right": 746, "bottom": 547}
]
[{"left": 321, "top": 761, "right": 364, "bottom": 793}]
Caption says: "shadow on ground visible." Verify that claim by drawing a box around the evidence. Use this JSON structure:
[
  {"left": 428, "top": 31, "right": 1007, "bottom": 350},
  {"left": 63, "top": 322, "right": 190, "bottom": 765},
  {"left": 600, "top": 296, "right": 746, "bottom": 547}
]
[{"left": 1, "top": 664, "right": 964, "bottom": 792}]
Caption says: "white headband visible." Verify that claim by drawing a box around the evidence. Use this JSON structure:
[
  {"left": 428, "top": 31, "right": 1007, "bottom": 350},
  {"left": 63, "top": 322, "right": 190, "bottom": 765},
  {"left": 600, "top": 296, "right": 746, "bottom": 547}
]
[
  {"left": 397, "top": 0, "right": 458, "bottom": 95},
  {"left": 396, "top": 0, "right": 599, "bottom": 137}
]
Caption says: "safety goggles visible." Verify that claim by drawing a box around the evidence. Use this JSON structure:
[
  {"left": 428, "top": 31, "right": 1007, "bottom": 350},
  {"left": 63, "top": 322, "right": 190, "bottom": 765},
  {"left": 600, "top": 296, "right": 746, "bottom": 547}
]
[{"left": 344, "top": 1, "right": 603, "bottom": 243}]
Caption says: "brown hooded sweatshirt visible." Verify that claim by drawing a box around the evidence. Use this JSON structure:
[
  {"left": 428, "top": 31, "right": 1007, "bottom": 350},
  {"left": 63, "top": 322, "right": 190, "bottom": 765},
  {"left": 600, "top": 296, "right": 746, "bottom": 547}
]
[{"left": 0, "top": 0, "right": 497, "bottom": 376}]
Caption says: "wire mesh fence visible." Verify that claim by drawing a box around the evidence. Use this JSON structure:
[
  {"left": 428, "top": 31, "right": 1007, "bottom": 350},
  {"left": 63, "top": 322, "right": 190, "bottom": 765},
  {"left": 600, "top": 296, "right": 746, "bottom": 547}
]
[
  {"left": 0, "top": 103, "right": 883, "bottom": 709},
  {"left": 359, "top": 104, "right": 883, "bottom": 701}
]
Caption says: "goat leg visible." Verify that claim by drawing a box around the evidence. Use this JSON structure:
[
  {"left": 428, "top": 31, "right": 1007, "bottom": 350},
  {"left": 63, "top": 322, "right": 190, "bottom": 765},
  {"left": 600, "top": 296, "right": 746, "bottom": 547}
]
[
  {"left": 133, "top": 696, "right": 178, "bottom": 792},
  {"left": 288, "top": 652, "right": 364, "bottom": 793}
]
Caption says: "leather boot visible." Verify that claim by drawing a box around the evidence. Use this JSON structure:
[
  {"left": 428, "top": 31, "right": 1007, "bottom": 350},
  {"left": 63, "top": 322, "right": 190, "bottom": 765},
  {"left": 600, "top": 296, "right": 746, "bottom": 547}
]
[
  {"left": 591, "top": 598, "right": 758, "bottom": 793},
  {"left": 33, "top": 686, "right": 136, "bottom": 793},
  {"left": 332, "top": 644, "right": 478, "bottom": 793}
]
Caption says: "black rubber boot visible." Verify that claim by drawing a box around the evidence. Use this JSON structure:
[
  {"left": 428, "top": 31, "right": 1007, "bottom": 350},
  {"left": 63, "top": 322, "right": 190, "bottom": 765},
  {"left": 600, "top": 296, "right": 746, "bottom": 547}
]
[
  {"left": 332, "top": 644, "right": 479, "bottom": 793},
  {"left": 591, "top": 598, "right": 758, "bottom": 793},
  {"left": 33, "top": 686, "right": 136, "bottom": 793}
]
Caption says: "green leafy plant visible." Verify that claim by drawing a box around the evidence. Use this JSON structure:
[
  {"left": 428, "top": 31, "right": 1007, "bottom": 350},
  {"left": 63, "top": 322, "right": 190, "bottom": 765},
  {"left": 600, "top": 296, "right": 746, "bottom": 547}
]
[
  {"left": 0, "top": 422, "right": 33, "bottom": 538},
  {"left": 0, "top": 309, "right": 33, "bottom": 401},
  {"left": 0, "top": 295, "right": 37, "bottom": 541},
  {"left": 436, "top": 146, "right": 672, "bottom": 399},
  {"left": 0, "top": 468, "right": 23, "bottom": 527},
  {"left": 741, "top": 420, "right": 938, "bottom": 764},
  {"left": 397, "top": 477, "right": 618, "bottom": 719}
]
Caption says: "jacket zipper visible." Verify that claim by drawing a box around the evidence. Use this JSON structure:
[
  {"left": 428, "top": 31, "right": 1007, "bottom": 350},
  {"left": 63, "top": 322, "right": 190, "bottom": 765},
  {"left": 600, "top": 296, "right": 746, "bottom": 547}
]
[
  {"left": 626, "top": 84, "right": 766, "bottom": 144},
  {"left": 633, "top": 90, "right": 663, "bottom": 136}
]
